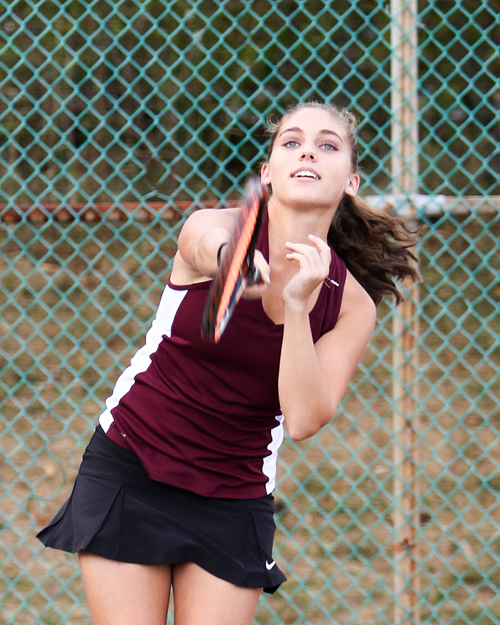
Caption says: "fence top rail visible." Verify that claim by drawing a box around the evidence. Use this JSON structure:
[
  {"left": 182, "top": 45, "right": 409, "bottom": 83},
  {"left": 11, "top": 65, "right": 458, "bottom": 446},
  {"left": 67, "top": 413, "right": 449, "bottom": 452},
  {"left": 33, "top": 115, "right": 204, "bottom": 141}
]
[{"left": 0, "top": 196, "right": 498, "bottom": 224}]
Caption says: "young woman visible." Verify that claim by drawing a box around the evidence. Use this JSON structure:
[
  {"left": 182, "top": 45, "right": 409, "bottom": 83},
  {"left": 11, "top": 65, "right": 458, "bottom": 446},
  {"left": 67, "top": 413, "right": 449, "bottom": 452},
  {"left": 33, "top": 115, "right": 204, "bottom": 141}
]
[{"left": 38, "top": 102, "right": 418, "bottom": 625}]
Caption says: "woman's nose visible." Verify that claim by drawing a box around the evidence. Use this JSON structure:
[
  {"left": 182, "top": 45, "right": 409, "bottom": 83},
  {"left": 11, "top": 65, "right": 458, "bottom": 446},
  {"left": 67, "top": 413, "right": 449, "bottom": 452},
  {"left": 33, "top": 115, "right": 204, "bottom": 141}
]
[{"left": 300, "top": 147, "right": 317, "bottom": 160}]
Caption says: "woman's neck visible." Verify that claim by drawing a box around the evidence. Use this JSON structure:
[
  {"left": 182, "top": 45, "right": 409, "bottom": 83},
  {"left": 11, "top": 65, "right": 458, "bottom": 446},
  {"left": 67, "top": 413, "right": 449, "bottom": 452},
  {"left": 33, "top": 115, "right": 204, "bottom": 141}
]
[{"left": 267, "top": 197, "right": 333, "bottom": 244}]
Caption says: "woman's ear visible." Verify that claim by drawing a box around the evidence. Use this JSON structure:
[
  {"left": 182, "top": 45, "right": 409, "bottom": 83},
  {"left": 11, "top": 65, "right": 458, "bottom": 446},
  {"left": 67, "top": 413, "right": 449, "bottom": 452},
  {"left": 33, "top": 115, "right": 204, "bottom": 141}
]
[
  {"left": 260, "top": 162, "right": 271, "bottom": 185},
  {"left": 345, "top": 173, "right": 360, "bottom": 197}
]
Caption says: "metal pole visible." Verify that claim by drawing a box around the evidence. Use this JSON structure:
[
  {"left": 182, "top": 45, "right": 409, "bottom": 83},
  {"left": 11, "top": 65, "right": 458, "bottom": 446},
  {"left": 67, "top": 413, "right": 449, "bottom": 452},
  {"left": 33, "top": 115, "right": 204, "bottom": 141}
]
[
  {"left": 391, "top": 1, "right": 420, "bottom": 624},
  {"left": 392, "top": 299, "right": 420, "bottom": 625}
]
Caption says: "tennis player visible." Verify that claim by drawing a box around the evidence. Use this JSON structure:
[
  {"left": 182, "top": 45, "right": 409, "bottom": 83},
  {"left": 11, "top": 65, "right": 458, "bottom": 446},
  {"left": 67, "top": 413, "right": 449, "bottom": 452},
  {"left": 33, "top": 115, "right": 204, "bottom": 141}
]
[{"left": 38, "top": 102, "right": 418, "bottom": 625}]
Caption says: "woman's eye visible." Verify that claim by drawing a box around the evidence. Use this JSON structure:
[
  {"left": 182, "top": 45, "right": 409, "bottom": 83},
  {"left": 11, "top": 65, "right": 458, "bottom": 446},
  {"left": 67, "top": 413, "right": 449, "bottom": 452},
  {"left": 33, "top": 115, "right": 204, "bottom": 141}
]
[
  {"left": 322, "top": 142, "right": 338, "bottom": 151},
  {"left": 284, "top": 140, "right": 299, "bottom": 148}
]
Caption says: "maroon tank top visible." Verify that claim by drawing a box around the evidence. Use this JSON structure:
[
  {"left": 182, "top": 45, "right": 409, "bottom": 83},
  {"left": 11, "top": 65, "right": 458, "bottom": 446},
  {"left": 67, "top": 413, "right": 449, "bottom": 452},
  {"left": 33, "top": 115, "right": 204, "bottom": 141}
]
[{"left": 99, "top": 210, "right": 346, "bottom": 498}]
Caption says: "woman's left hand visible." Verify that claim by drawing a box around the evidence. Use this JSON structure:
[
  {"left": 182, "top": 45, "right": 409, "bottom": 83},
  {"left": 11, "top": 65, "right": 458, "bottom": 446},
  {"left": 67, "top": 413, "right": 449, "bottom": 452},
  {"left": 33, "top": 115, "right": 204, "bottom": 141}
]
[{"left": 282, "top": 234, "right": 331, "bottom": 307}]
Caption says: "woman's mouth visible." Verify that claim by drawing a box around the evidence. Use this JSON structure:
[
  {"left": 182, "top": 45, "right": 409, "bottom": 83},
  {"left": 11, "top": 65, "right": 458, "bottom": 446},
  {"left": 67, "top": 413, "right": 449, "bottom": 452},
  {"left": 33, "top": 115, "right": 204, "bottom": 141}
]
[{"left": 291, "top": 168, "right": 320, "bottom": 180}]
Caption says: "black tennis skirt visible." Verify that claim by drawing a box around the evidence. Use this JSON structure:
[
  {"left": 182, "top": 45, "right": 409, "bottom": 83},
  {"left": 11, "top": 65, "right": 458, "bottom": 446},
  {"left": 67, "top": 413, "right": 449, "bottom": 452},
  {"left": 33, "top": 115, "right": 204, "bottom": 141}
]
[{"left": 37, "top": 425, "right": 286, "bottom": 593}]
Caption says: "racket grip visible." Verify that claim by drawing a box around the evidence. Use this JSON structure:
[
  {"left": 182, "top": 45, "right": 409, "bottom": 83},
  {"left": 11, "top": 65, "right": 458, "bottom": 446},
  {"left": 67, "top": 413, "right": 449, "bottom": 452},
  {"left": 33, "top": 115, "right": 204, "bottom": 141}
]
[{"left": 246, "top": 265, "right": 261, "bottom": 285}]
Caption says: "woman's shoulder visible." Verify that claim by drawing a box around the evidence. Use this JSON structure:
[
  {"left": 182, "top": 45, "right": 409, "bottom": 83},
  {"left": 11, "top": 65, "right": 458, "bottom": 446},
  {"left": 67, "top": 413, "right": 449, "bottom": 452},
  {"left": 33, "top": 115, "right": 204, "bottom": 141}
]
[{"left": 340, "top": 270, "right": 377, "bottom": 322}]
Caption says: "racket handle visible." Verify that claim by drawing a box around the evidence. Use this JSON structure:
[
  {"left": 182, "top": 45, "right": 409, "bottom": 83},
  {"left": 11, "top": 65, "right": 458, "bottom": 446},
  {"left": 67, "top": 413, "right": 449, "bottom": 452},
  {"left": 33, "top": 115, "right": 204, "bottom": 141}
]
[{"left": 246, "top": 265, "right": 261, "bottom": 285}]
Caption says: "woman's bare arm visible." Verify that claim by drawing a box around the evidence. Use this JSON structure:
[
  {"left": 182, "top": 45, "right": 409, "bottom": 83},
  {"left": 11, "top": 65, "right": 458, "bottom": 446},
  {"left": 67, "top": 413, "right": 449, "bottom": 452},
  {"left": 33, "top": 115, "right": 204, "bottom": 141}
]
[
  {"left": 172, "top": 208, "right": 238, "bottom": 284},
  {"left": 278, "top": 238, "right": 376, "bottom": 440},
  {"left": 172, "top": 207, "right": 270, "bottom": 295}
]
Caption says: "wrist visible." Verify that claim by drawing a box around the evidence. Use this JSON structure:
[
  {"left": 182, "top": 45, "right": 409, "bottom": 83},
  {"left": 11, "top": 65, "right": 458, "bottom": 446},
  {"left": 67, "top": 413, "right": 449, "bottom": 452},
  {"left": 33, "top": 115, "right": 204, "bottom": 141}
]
[{"left": 283, "top": 296, "right": 309, "bottom": 317}]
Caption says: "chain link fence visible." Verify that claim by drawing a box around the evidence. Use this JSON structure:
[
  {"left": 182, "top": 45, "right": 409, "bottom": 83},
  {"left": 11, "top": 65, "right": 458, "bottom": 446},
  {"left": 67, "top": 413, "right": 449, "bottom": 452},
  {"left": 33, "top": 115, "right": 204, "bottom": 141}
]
[{"left": 1, "top": 1, "right": 499, "bottom": 624}]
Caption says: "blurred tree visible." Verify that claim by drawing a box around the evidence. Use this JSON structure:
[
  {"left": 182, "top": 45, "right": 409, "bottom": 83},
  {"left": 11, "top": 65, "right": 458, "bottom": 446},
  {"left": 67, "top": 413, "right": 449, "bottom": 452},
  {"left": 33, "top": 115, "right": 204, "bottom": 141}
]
[{"left": 0, "top": 0, "right": 498, "bottom": 207}]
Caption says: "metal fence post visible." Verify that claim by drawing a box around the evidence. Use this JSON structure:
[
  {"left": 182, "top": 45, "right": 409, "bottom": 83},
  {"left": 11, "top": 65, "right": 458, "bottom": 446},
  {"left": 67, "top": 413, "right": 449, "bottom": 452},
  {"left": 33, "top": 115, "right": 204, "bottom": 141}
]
[{"left": 391, "top": 1, "right": 420, "bottom": 624}]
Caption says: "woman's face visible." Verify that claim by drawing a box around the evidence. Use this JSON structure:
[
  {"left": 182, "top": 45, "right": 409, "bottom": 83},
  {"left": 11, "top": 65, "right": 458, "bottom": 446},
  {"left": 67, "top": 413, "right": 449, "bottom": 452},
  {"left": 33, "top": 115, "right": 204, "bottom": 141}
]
[{"left": 261, "top": 107, "right": 360, "bottom": 212}]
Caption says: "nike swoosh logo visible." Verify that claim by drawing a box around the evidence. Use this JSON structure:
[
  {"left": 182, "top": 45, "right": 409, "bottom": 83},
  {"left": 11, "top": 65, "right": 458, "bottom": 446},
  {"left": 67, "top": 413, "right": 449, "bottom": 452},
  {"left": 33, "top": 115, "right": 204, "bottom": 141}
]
[{"left": 266, "top": 560, "right": 276, "bottom": 570}]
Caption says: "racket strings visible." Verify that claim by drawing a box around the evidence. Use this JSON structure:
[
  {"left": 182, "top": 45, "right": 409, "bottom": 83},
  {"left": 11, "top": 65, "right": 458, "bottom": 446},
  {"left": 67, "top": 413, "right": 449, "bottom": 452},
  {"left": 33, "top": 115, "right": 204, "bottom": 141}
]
[
  {"left": 216, "top": 194, "right": 261, "bottom": 326},
  {"left": 202, "top": 178, "right": 268, "bottom": 343}
]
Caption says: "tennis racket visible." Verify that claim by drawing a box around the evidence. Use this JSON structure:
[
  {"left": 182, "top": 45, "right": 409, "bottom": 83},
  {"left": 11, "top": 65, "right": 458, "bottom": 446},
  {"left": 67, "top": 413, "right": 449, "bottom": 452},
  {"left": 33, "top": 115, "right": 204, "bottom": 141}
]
[{"left": 201, "top": 177, "right": 268, "bottom": 343}]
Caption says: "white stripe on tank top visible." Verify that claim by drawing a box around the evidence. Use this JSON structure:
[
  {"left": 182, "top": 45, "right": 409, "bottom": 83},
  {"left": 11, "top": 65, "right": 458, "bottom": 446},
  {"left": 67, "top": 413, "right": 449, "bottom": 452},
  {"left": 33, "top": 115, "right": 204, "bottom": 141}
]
[
  {"left": 262, "top": 414, "right": 285, "bottom": 494},
  {"left": 99, "top": 286, "right": 188, "bottom": 433}
]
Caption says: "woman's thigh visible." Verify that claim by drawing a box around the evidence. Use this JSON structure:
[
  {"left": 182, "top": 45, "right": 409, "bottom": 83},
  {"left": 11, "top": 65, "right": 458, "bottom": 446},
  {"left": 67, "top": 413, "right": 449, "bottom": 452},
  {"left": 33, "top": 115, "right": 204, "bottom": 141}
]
[
  {"left": 172, "top": 562, "right": 261, "bottom": 625},
  {"left": 79, "top": 551, "right": 172, "bottom": 625}
]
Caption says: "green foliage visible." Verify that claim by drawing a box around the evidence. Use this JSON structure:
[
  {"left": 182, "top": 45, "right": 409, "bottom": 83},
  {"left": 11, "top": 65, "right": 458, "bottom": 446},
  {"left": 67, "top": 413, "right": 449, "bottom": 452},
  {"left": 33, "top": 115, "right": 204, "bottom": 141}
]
[{"left": 0, "top": 1, "right": 498, "bottom": 207}]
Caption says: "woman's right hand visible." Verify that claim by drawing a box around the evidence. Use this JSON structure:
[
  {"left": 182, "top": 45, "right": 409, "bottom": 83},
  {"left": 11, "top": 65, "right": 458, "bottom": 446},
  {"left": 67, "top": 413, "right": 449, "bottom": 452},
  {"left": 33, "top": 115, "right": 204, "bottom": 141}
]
[{"left": 241, "top": 250, "right": 270, "bottom": 300}]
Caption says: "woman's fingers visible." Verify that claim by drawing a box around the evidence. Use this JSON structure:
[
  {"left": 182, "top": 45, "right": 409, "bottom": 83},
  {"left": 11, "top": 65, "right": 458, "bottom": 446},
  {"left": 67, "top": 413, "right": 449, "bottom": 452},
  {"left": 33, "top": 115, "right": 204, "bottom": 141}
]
[
  {"left": 241, "top": 250, "right": 270, "bottom": 300},
  {"left": 307, "top": 234, "right": 332, "bottom": 269},
  {"left": 283, "top": 236, "right": 331, "bottom": 304},
  {"left": 253, "top": 250, "right": 271, "bottom": 284},
  {"left": 285, "top": 236, "right": 331, "bottom": 277}
]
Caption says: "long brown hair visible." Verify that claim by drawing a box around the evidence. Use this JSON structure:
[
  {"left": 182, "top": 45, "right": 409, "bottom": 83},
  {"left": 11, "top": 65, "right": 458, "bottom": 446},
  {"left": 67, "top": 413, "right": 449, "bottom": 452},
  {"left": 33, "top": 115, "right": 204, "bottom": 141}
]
[{"left": 266, "top": 102, "right": 420, "bottom": 305}]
